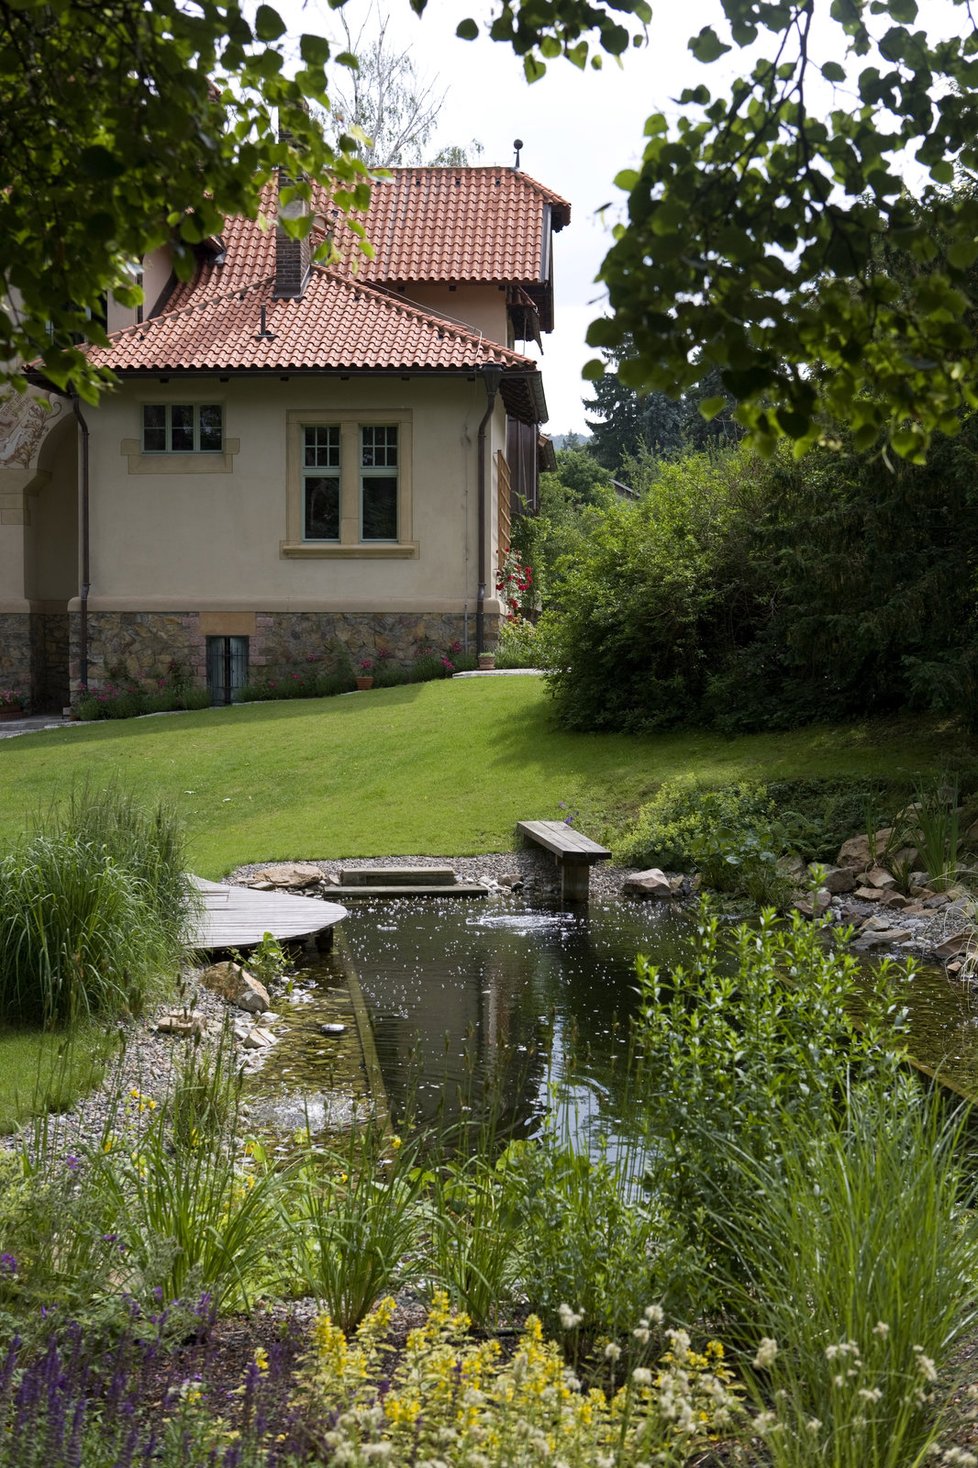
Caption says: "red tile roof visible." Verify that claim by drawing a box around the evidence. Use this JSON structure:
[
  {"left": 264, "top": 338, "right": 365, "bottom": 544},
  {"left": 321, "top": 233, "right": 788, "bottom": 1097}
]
[
  {"left": 90, "top": 268, "right": 537, "bottom": 375},
  {"left": 167, "top": 168, "right": 570, "bottom": 307}
]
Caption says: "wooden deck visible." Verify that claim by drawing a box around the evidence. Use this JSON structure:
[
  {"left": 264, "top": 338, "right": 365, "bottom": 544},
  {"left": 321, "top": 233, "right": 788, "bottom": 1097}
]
[{"left": 186, "top": 876, "right": 348, "bottom": 952}]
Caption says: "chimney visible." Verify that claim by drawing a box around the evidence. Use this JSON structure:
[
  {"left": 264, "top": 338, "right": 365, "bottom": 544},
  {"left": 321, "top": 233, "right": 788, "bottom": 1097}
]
[{"left": 274, "top": 163, "right": 311, "bottom": 299}]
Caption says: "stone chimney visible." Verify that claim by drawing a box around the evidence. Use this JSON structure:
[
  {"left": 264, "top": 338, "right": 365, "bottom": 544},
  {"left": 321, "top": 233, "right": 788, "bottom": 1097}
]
[{"left": 274, "top": 165, "right": 311, "bottom": 299}]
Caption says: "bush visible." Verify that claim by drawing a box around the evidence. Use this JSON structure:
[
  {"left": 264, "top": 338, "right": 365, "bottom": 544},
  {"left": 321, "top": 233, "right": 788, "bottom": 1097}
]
[
  {"left": 496, "top": 618, "right": 541, "bottom": 668},
  {"left": 0, "top": 788, "right": 192, "bottom": 1025},
  {"left": 634, "top": 905, "right": 910, "bottom": 1313}
]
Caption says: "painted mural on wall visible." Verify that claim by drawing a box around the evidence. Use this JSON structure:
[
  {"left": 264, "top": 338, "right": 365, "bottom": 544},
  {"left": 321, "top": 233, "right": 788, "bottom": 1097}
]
[{"left": 0, "top": 392, "right": 63, "bottom": 469}]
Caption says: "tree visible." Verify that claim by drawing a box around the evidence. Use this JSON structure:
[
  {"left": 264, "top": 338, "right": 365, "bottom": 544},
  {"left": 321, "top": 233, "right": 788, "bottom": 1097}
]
[
  {"left": 578, "top": 0, "right": 978, "bottom": 460},
  {"left": 585, "top": 359, "right": 741, "bottom": 471},
  {"left": 9, "top": 0, "right": 978, "bottom": 457}
]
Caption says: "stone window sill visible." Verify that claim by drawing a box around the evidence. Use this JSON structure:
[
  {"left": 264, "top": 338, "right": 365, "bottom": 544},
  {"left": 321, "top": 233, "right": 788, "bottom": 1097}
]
[
  {"left": 121, "top": 438, "right": 240, "bottom": 474},
  {"left": 280, "top": 542, "right": 419, "bottom": 559}
]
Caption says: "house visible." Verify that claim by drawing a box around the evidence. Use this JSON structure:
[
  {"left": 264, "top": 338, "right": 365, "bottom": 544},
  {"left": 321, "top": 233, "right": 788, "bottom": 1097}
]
[{"left": 0, "top": 164, "right": 570, "bottom": 708}]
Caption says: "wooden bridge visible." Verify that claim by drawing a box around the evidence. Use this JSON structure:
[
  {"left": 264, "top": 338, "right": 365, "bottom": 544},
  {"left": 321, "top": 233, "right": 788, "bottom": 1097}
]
[{"left": 185, "top": 875, "right": 349, "bottom": 953}]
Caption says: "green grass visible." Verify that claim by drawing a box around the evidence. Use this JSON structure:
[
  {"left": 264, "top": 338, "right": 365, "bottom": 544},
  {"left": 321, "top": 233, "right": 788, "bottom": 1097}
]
[
  {"left": 0, "top": 1025, "right": 117, "bottom": 1133},
  {"left": 0, "top": 681, "right": 971, "bottom": 877}
]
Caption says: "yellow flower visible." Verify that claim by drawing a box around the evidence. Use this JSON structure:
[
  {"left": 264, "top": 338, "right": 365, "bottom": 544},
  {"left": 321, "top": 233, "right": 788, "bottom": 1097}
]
[{"left": 254, "top": 1347, "right": 269, "bottom": 1372}]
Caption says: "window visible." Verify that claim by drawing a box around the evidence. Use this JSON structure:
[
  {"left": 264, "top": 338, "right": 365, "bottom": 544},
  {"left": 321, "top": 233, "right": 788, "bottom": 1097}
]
[
  {"left": 142, "top": 404, "right": 223, "bottom": 453},
  {"left": 303, "top": 425, "right": 340, "bottom": 540},
  {"left": 360, "top": 425, "right": 398, "bottom": 541},
  {"left": 284, "top": 411, "right": 416, "bottom": 558}
]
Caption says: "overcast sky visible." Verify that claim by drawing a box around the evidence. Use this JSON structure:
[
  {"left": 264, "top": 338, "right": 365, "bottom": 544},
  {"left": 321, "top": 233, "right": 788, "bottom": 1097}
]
[{"left": 280, "top": 0, "right": 962, "bottom": 435}]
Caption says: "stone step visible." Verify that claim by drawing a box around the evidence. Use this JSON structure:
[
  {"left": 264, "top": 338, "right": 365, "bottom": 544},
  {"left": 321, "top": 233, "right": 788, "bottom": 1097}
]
[
  {"left": 339, "top": 866, "right": 458, "bottom": 887},
  {"left": 330, "top": 883, "right": 490, "bottom": 900}
]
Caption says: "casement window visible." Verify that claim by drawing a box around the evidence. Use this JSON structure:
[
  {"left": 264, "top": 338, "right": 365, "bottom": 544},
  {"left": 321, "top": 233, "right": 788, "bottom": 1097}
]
[
  {"left": 284, "top": 411, "right": 415, "bottom": 558},
  {"left": 303, "top": 425, "right": 341, "bottom": 541},
  {"left": 359, "top": 425, "right": 398, "bottom": 541},
  {"left": 142, "top": 404, "right": 223, "bottom": 453}
]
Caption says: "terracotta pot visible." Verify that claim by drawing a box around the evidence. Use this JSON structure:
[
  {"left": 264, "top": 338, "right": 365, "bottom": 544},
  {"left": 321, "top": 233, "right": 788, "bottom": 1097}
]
[
  {"left": 477, "top": 653, "right": 496, "bottom": 671},
  {"left": 355, "top": 675, "right": 374, "bottom": 691}
]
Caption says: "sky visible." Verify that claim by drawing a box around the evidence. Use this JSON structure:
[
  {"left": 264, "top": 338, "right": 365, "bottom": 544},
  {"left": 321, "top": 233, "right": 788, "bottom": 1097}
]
[{"left": 278, "top": 0, "right": 963, "bottom": 435}]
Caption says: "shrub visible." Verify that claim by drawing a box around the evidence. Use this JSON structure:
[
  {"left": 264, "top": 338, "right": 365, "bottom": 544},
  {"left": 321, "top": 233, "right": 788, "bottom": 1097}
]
[
  {"left": 496, "top": 616, "right": 541, "bottom": 668},
  {"left": 0, "top": 787, "right": 192, "bottom": 1025},
  {"left": 634, "top": 905, "right": 910, "bottom": 1313}
]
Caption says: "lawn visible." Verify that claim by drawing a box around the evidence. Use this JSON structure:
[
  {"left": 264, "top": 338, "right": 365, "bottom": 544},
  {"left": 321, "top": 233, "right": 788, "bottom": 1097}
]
[{"left": 1, "top": 679, "right": 971, "bottom": 877}]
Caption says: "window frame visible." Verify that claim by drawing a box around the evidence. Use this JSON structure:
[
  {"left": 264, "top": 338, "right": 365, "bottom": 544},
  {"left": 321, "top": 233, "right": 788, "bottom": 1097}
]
[
  {"left": 301, "top": 423, "right": 342, "bottom": 543},
  {"left": 284, "top": 409, "right": 416, "bottom": 559},
  {"left": 141, "top": 402, "right": 224, "bottom": 455}
]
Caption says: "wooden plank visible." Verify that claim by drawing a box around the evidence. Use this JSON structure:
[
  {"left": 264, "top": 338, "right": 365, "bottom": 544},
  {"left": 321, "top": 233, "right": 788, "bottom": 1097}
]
[
  {"left": 516, "top": 820, "right": 611, "bottom": 862},
  {"left": 186, "top": 875, "right": 348, "bottom": 951}
]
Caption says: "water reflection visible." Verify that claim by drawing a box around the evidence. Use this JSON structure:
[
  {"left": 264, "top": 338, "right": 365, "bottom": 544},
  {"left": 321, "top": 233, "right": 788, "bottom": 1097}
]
[{"left": 246, "top": 897, "right": 978, "bottom": 1139}]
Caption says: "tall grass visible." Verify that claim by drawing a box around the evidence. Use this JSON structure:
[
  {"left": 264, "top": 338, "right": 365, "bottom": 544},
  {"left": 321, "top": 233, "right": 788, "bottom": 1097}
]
[
  {"left": 0, "top": 786, "right": 194, "bottom": 1025},
  {"left": 711, "top": 1081, "right": 978, "bottom": 1467}
]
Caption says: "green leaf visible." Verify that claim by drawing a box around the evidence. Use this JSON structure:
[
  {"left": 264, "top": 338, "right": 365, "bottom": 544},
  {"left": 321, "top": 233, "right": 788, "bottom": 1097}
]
[
  {"left": 581, "top": 358, "right": 606, "bottom": 381},
  {"left": 688, "top": 26, "right": 730, "bottom": 64},
  {"left": 254, "top": 4, "right": 285, "bottom": 41},
  {"left": 455, "top": 18, "right": 479, "bottom": 41},
  {"left": 79, "top": 145, "right": 124, "bottom": 180},
  {"left": 698, "top": 395, "right": 726, "bottom": 422},
  {"left": 820, "top": 61, "right": 846, "bottom": 82},
  {"left": 523, "top": 53, "right": 546, "bottom": 83},
  {"left": 299, "top": 33, "right": 330, "bottom": 66}
]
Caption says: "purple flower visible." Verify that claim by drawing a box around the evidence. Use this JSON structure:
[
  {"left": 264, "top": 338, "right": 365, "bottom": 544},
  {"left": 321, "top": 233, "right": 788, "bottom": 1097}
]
[
  {"left": 0, "top": 1254, "right": 16, "bottom": 1276},
  {"left": 65, "top": 1155, "right": 79, "bottom": 1173}
]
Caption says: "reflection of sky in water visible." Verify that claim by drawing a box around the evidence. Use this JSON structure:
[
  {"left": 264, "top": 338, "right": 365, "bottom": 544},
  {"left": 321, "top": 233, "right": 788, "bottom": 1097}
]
[{"left": 247, "top": 898, "right": 978, "bottom": 1142}]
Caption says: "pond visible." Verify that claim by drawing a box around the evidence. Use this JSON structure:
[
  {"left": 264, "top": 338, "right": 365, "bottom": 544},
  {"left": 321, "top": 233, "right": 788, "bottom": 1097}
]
[{"left": 244, "top": 896, "right": 978, "bottom": 1138}]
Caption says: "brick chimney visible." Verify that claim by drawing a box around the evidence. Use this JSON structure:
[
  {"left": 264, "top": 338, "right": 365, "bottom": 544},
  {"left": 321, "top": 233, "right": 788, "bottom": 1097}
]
[{"left": 274, "top": 165, "right": 311, "bottom": 299}]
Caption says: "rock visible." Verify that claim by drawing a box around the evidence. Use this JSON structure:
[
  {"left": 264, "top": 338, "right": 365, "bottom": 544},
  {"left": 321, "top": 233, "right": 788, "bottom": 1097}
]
[
  {"left": 200, "top": 960, "right": 270, "bottom": 1014},
  {"left": 947, "top": 960, "right": 964, "bottom": 976},
  {"left": 862, "top": 914, "right": 894, "bottom": 932},
  {"left": 623, "top": 868, "right": 677, "bottom": 899},
  {"left": 851, "top": 927, "right": 913, "bottom": 951},
  {"left": 778, "top": 854, "right": 808, "bottom": 883},
  {"left": 945, "top": 884, "right": 972, "bottom": 902},
  {"left": 934, "top": 930, "right": 971, "bottom": 961},
  {"left": 813, "top": 865, "right": 857, "bottom": 895},
  {"left": 155, "top": 1008, "right": 207, "bottom": 1037},
  {"left": 793, "top": 888, "right": 831, "bottom": 919},
  {"left": 247, "top": 862, "right": 322, "bottom": 889},
  {"left": 864, "top": 866, "right": 897, "bottom": 891},
  {"left": 323, "top": 872, "right": 341, "bottom": 886},
  {"left": 242, "top": 1026, "right": 276, "bottom": 1050},
  {"left": 880, "top": 892, "right": 911, "bottom": 910},
  {"left": 837, "top": 829, "right": 894, "bottom": 869},
  {"left": 498, "top": 872, "right": 524, "bottom": 891},
  {"left": 854, "top": 886, "right": 885, "bottom": 902},
  {"left": 922, "top": 892, "right": 952, "bottom": 909},
  {"left": 319, "top": 1023, "right": 347, "bottom": 1036},
  {"left": 890, "top": 846, "right": 920, "bottom": 870}
]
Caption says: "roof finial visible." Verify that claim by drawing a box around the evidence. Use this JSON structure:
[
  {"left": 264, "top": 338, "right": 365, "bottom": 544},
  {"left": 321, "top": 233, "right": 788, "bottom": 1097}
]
[{"left": 513, "top": 138, "right": 523, "bottom": 170}]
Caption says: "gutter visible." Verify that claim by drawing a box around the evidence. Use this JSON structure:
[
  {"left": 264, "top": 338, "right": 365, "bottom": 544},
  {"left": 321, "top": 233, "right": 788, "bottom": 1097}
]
[
  {"left": 70, "top": 394, "right": 91, "bottom": 694},
  {"left": 476, "top": 364, "right": 504, "bottom": 655}
]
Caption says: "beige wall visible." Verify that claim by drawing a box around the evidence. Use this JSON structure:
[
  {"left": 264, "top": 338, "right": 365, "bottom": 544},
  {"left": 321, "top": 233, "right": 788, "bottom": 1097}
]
[
  {"left": 106, "top": 247, "right": 173, "bottom": 335},
  {"left": 395, "top": 284, "right": 510, "bottom": 348},
  {"left": 78, "top": 375, "right": 506, "bottom": 616},
  {"left": 25, "top": 417, "right": 78, "bottom": 600}
]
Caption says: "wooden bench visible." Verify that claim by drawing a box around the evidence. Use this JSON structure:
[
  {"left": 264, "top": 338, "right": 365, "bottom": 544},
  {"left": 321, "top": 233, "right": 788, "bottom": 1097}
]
[{"left": 516, "top": 820, "right": 612, "bottom": 903}]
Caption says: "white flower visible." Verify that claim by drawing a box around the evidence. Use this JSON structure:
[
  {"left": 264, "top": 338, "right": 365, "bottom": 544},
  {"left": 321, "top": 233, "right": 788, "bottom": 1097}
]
[
  {"left": 914, "top": 1347, "right": 938, "bottom": 1383},
  {"left": 643, "top": 1303, "right": 665, "bottom": 1326},
  {"left": 633, "top": 1326, "right": 650, "bottom": 1344},
  {"left": 632, "top": 1367, "right": 654, "bottom": 1387},
  {"left": 558, "top": 1302, "right": 583, "bottom": 1330},
  {"left": 858, "top": 1387, "right": 883, "bottom": 1403},
  {"left": 873, "top": 1321, "right": 890, "bottom": 1338},
  {"left": 604, "top": 1342, "right": 622, "bottom": 1361},
  {"left": 807, "top": 1418, "right": 822, "bottom": 1434},
  {"left": 753, "top": 1337, "right": 778, "bottom": 1370}
]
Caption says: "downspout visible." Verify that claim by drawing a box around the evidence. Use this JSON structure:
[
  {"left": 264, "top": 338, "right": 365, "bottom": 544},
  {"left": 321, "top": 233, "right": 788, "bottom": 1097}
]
[
  {"left": 476, "top": 364, "right": 504, "bottom": 655},
  {"left": 71, "top": 394, "right": 91, "bottom": 694}
]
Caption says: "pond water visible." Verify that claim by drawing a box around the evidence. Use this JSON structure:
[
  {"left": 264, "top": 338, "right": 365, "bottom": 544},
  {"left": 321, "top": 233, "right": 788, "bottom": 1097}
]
[{"left": 245, "top": 897, "right": 978, "bottom": 1137}]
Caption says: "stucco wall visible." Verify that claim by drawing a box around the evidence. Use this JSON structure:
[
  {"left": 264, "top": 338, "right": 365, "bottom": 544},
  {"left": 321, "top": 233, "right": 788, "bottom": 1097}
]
[
  {"left": 397, "top": 284, "right": 510, "bottom": 347},
  {"left": 81, "top": 375, "right": 505, "bottom": 611}
]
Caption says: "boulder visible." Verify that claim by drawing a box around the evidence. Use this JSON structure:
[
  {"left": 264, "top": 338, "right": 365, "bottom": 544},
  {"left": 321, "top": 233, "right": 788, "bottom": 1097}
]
[
  {"left": 922, "top": 892, "right": 952, "bottom": 909},
  {"left": 778, "top": 854, "right": 808, "bottom": 883},
  {"left": 837, "top": 829, "right": 894, "bottom": 869},
  {"left": 851, "top": 927, "right": 913, "bottom": 951},
  {"left": 242, "top": 1026, "right": 277, "bottom": 1050},
  {"left": 880, "top": 892, "right": 911, "bottom": 910},
  {"left": 246, "top": 862, "right": 322, "bottom": 889},
  {"left": 864, "top": 866, "right": 897, "bottom": 891},
  {"left": 853, "top": 886, "right": 885, "bottom": 902},
  {"left": 200, "top": 960, "right": 270, "bottom": 1014},
  {"left": 934, "top": 930, "right": 971, "bottom": 961},
  {"left": 814, "top": 865, "right": 856, "bottom": 895},
  {"left": 623, "top": 868, "right": 679, "bottom": 899}
]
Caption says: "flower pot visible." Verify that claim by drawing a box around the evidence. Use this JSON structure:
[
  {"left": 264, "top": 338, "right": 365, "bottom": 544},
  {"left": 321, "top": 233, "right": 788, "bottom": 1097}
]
[
  {"left": 477, "top": 653, "right": 496, "bottom": 671},
  {"left": 0, "top": 705, "right": 25, "bottom": 720},
  {"left": 355, "top": 675, "right": 374, "bottom": 691}
]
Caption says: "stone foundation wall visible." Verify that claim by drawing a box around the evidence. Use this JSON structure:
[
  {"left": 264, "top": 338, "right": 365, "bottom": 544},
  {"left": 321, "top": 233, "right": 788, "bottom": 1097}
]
[
  {"left": 252, "top": 611, "right": 486, "bottom": 676},
  {"left": 0, "top": 614, "right": 32, "bottom": 701},
  {"left": 69, "top": 609, "right": 498, "bottom": 699}
]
